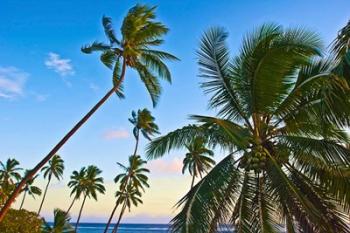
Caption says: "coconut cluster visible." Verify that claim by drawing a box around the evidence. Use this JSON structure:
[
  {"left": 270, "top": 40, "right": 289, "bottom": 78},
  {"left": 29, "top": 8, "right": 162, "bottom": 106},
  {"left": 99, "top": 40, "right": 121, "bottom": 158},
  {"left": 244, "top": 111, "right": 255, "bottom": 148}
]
[{"left": 239, "top": 146, "right": 267, "bottom": 173}]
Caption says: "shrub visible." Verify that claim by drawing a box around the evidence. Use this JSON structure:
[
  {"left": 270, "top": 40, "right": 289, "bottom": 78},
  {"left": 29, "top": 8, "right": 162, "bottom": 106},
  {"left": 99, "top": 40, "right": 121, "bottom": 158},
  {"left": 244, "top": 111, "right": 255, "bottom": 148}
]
[{"left": 0, "top": 209, "right": 42, "bottom": 233}]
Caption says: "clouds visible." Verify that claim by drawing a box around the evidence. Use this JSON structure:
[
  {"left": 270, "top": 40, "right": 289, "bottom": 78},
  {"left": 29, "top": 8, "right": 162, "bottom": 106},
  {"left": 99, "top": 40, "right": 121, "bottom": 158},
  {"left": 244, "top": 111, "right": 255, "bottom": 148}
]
[
  {"left": 103, "top": 129, "right": 130, "bottom": 140},
  {"left": 147, "top": 157, "right": 183, "bottom": 175},
  {"left": 0, "top": 66, "right": 28, "bottom": 99},
  {"left": 45, "top": 52, "right": 75, "bottom": 76}
]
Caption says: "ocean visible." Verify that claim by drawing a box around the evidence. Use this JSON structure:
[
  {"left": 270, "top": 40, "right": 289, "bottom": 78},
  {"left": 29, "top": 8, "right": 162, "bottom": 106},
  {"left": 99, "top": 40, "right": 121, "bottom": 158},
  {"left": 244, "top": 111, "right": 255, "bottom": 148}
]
[
  {"left": 77, "top": 223, "right": 169, "bottom": 233},
  {"left": 76, "top": 223, "right": 233, "bottom": 232}
]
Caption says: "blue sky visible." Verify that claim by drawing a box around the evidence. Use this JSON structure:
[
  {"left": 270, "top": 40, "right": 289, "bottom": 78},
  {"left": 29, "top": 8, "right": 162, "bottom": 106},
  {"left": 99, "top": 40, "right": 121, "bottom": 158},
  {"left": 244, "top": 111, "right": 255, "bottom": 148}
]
[{"left": 1, "top": 0, "right": 349, "bottom": 223}]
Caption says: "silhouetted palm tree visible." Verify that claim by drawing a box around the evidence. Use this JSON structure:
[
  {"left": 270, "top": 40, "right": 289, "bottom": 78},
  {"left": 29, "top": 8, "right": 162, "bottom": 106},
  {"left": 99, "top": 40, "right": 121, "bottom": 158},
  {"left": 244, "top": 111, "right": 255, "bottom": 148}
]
[
  {"left": 104, "top": 156, "right": 149, "bottom": 233},
  {"left": 182, "top": 137, "right": 215, "bottom": 189},
  {"left": 129, "top": 109, "right": 160, "bottom": 155},
  {"left": 66, "top": 168, "right": 86, "bottom": 214},
  {"left": 0, "top": 158, "right": 22, "bottom": 204},
  {"left": 75, "top": 165, "right": 105, "bottom": 232},
  {"left": 111, "top": 185, "right": 143, "bottom": 233},
  {"left": 0, "top": 4, "right": 177, "bottom": 221},
  {"left": 42, "top": 208, "right": 75, "bottom": 233},
  {"left": 19, "top": 170, "right": 42, "bottom": 210},
  {"left": 38, "top": 154, "right": 64, "bottom": 215}
]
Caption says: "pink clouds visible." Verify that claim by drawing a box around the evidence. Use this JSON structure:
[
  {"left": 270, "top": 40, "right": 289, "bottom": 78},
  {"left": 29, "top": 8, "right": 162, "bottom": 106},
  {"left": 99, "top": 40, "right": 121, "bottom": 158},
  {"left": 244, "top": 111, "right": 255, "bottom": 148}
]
[
  {"left": 103, "top": 129, "right": 129, "bottom": 140},
  {"left": 147, "top": 157, "right": 183, "bottom": 175}
]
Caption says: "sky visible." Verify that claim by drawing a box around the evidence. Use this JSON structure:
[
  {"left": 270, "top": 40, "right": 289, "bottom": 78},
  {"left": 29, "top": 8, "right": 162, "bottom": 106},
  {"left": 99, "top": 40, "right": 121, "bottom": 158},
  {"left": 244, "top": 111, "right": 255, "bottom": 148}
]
[{"left": 0, "top": 0, "right": 349, "bottom": 224}]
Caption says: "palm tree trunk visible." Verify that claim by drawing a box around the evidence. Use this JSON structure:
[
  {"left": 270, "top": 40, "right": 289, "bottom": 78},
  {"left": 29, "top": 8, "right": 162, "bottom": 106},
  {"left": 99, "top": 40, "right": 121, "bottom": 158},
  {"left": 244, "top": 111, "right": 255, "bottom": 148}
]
[
  {"left": 190, "top": 174, "right": 195, "bottom": 189},
  {"left": 0, "top": 60, "right": 127, "bottom": 222},
  {"left": 112, "top": 203, "right": 126, "bottom": 233},
  {"left": 133, "top": 132, "right": 140, "bottom": 156},
  {"left": 38, "top": 176, "right": 51, "bottom": 215},
  {"left": 75, "top": 194, "right": 87, "bottom": 232},
  {"left": 19, "top": 190, "right": 27, "bottom": 210},
  {"left": 66, "top": 198, "right": 76, "bottom": 214},
  {"left": 103, "top": 203, "right": 119, "bottom": 233}
]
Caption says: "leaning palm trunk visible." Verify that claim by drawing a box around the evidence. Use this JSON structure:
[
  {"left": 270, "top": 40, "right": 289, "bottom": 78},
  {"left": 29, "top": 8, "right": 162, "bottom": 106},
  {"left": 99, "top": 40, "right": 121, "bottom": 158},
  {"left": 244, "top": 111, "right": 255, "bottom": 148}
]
[
  {"left": 190, "top": 175, "right": 196, "bottom": 189},
  {"left": 19, "top": 190, "right": 27, "bottom": 210},
  {"left": 38, "top": 176, "right": 51, "bottom": 214},
  {"left": 105, "top": 133, "right": 140, "bottom": 233},
  {"left": 0, "top": 61, "right": 126, "bottom": 222},
  {"left": 112, "top": 203, "right": 127, "bottom": 233},
  {"left": 66, "top": 198, "right": 76, "bottom": 214},
  {"left": 75, "top": 194, "right": 88, "bottom": 232},
  {"left": 103, "top": 203, "right": 119, "bottom": 233}
]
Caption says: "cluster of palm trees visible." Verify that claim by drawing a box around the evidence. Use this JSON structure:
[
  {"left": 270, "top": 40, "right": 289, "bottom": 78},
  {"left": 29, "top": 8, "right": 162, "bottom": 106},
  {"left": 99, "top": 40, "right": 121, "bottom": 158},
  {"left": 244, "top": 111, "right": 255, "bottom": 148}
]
[{"left": 1, "top": 2, "right": 350, "bottom": 233}]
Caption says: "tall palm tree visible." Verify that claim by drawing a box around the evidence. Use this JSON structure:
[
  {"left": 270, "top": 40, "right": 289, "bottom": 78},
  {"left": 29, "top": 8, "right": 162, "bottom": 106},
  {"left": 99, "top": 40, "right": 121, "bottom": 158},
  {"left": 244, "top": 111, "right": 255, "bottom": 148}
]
[
  {"left": 0, "top": 4, "right": 177, "bottom": 221},
  {"left": 147, "top": 24, "right": 350, "bottom": 232},
  {"left": 129, "top": 108, "right": 160, "bottom": 155},
  {"left": 104, "top": 155, "right": 149, "bottom": 233},
  {"left": 38, "top": 154, "right": 64, "bottom": 215},
  {"left": 42, "top": 208, "right": 75, "bottom": 233},
  {"left": 182, "top": 137, "right": 215, "bottom": 189},
  {"left": 75, "top": 165, "right": 105, "bottom": 232},
  {"left": 0, "top": 158, "right": 22, "bottom": 205},
  {"left": 111, "top": 185, "right": 143, "bottom": 233},
  {"left": 19, "top": 170, "right": 42, "bottom": 210},
  {"left": 66, "top": 168, "right": 86, "bottom": 214}
]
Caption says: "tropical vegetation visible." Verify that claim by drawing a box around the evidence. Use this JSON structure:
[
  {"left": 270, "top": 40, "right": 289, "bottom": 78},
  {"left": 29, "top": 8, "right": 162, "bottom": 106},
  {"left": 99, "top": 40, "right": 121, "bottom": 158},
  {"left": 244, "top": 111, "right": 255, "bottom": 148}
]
[
  {"left": 0, "top": 209, "right": 42, "bottom": 233},
  {"left": 74, "top": 165, "right": 105, "bottom": 232},
  {"left": 0, "top": 3, "right": 177, "bottom": 221},
  {"left": 147, "top": 23, "right": 350, "bottom": 232},
  {"left": 19, "top": 170, "right": 42, "bottom": 210},
  {"left": 38, "top": 155, "right": 64, "bottom": 214},
  {"left": 42, "top": 209, "right": 75, "bottom": 233}
]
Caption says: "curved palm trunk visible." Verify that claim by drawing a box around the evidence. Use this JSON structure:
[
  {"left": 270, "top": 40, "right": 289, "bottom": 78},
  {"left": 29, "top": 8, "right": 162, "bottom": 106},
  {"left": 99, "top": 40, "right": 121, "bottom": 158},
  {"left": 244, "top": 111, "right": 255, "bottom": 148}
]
[
  {"left": 0, "top": 60, "right": 127, "bottom": 222},
  {"left": 66, "top": 198, "right": 76, "bottom": 214},
  {"left": 75, "top": 194, "right": 87, "bottom": 232},
  {"left": 112, "top": 203, "right": 127, "bottom": 233},
  {"left": 19, "top": 190, "right": 27, "bottom": 210},
  {"left": 38, "top": 176, "right": 51, "bottom": 215},
  {"left": 190, "top": 174, "right": 196, "bottom": 189},
  {"left": 133, "top": 132, "right": 140, "bottom": 156},
  {"left": 103, "top": 203, "right": 119, "bottom": 233}
]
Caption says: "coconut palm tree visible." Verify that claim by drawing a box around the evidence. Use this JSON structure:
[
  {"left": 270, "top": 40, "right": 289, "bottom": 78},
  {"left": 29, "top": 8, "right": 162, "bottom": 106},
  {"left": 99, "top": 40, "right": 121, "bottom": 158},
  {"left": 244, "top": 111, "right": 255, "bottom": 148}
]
[
  {"left": 19, "top": 170, "right": 42, "bottom": 210},
  {"left": 38, "top": 154, "right": 64, "bottom": 215},
  {"left": 0, "top": 4, "right": 177, "bottom": 221},
  {"left": 111, "top": 185, "right": 143, "bottom": 233},
  {"left": 0, "top": 158, "right": 22, "bottom": 205},
  {"left": 42, "top": 208, "right": 75, "bottom": 233},
  {"left": 104, "top": 155, "right": 149, "bottom": 233},
  {"left": 75, "top": 165, "right": 105, "bottom": 232},
  {"left": 66, "top": 168, "right": 86, "bottom": 214},
  {"left": 147, "top": 24, "right": 350, "bottom": 232},
  {"left": 129, "top": 108, "right": 160, "bottom": 155},
  {"left": 182, "top": 137, "right": 215, "bottom": 189}
]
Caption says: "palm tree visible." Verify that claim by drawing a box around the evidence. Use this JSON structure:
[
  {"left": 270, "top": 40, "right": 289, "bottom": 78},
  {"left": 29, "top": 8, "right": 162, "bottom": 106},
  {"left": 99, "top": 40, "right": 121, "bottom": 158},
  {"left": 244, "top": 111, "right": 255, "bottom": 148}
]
[
  {"left": 75, "top": 165, "right": 105, "bottom": 232},
  {"left": 104, "top": 155, "right": 149, "bottom": 233},
  {"left": 19, "top": 170, "right": 42, "bottom": 210},
  {"left": 182, "top": 137, "right": 215, "bottom": 189},
  {"left": 129, "top": 108, "right": 160, "bottom": 155},
  {"left": 147, "top": 24, "right": 350, "bottom": 232},
  {"left": 111, "top": 185, "right": 143, "bottom": 233},
  {"left": 0, "top": 158, "right": 22, "bottom": 204},
  {"left": 0, "top": 4, "right": 177, "bottom": 221},
  {"left": 66, "top": 168, "right": 86, "bottom": 214},
  {"left": 38, "top": 154, "right": 64, "bottom": 215},
  {"left": 42, "top": 208, "right": 75, "bottom": 233}
]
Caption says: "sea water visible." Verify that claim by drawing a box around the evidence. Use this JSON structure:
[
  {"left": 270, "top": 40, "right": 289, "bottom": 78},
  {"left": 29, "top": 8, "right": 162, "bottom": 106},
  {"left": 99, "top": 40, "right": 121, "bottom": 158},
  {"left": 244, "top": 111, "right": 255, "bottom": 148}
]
[{"left": 76, "top": 223, "right": 233, "bottom": 233}]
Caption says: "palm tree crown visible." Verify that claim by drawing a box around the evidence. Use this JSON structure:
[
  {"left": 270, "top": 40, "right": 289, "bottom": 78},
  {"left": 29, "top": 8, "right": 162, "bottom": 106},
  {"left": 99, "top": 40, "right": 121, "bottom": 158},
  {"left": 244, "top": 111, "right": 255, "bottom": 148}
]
[
  {"left": 82, "top": 4, "right": 179, "bottom": 106},
  {"left": 20, "top": 170, "right": 42, "bottom": 210},
  {"left": 182, "top": 137, "right": 215, "bottom": 188},
  {"left": 67, "top": 167, "right": 86, "bottom": 201},
  {"left": 42, "top": 209, "right": 75, "bottom": 233},
  {"left": 0, "top": 158, "right": 22, "bottom": 185},
  {"left": 129, "top": 108, "right": 160, "bottom": 141},
  {"left": 41, "top": 155, "right": 64, "bottom": 181},
  {"left": 147, "top": 24, "right": 350, "bottom": 232},
  {"left": 114, "top": 155, "right": 150, "bottom": 192}
]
